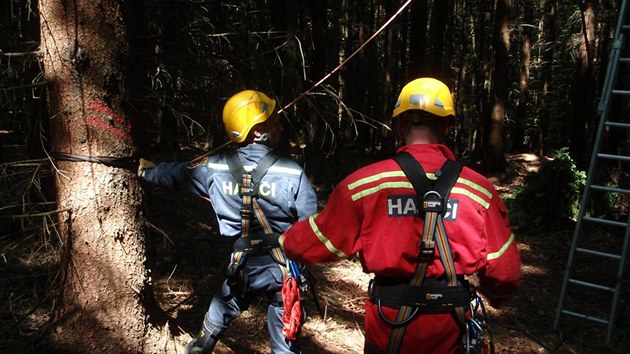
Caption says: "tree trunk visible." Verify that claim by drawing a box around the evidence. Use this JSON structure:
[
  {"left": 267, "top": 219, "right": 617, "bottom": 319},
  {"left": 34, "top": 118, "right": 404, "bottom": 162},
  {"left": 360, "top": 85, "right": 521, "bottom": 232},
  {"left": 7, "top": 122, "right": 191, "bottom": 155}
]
[
  {"left": 472, "top": 0, "right": 493, "bottom": 161},
  {"left": 270, "top": 0, "right": 300, "bottom": 98},
  {"left": 38, "top": 0, "right": 174, "bottom": 352},
  {"left": 485, "top": 0, "right": 511, "bottom": 172},
  {"left": 513, "top": 0, "right": 533, "bottom": 152},
  {"left": 570, "top": 2, "right": 596, "bottom": 169},
  {"left": 408, "top": 0, "right": 428, "bottom": 78},
  {"left": 429, "top": 0, "right": 449, "bottom": 80},
  {"left": 382, "top": 0, "right": 395, "bottom": 119},
  {"left": 537, "top": 0, "right": 557, "bottom": 156}
]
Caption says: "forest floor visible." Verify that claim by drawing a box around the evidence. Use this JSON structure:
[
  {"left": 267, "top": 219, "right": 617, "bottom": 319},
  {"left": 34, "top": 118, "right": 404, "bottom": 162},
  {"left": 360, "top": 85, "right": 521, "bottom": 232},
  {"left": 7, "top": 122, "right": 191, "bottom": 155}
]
[
  {"left": 145, "top": 152, "right": 629, "bottom": 353},
  {"left": 2, "top": 153, "right": 629, "bottom": 353}
]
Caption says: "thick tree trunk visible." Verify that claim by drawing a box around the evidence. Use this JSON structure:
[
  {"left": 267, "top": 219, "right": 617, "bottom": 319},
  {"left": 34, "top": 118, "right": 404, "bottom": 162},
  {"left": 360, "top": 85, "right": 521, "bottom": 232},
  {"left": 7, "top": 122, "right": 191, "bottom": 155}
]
[
  {"left": 570, "top": 2, "right": 596, "bottom": 169},
  {"left": 38, "top": 0, "right": 174, "bottom": 352}
]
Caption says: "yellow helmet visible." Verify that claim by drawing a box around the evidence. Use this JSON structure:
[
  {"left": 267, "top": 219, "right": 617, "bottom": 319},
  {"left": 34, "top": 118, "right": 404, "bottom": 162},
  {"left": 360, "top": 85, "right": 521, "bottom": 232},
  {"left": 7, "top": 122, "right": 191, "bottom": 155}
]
[
  {"left": 222, "top": 90, "right": 277, "bottom": 143},
  {"left": 392, "top": 78, "right": 455, "bottom": 118}
]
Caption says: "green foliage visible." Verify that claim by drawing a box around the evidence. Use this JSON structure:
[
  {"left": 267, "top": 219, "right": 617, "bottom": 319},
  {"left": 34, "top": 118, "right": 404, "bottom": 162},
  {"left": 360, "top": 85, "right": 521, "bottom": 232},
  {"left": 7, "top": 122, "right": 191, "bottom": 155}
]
[{"left": 507, "top": 148, "right": 586, "bottom": 230}]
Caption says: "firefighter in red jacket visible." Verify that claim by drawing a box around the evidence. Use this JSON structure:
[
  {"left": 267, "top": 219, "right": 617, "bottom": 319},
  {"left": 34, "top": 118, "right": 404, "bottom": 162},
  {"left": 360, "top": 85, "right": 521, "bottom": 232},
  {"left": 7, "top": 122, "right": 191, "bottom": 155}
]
[{"left": 279, "top": 77, "right": 522, "bottom": 353}]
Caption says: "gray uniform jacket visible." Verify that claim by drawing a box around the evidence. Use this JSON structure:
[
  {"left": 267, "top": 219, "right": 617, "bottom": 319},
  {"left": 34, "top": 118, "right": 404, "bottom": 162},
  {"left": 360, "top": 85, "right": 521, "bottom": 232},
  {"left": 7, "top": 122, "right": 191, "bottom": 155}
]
[{"left": 142, "top": 144, "right": 317, "bottom": 237}]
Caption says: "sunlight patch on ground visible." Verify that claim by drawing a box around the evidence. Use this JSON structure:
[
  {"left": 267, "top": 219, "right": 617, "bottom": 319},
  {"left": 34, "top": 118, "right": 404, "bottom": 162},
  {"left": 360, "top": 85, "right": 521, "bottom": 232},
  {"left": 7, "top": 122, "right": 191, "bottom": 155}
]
[
  {"left": 521, "top": 263, "right": 548, "bottom": 276},
  {"left": 302, "top": 317, "right": 364, "bottom": 354},
  {"left": 322, "top": 259, "right": 372, "bottom": 289}
]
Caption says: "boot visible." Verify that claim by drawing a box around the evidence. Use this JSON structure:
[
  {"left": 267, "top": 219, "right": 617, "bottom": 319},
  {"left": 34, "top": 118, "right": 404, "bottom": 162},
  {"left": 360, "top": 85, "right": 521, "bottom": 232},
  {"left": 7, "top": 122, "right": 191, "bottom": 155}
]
[{"left": 184, "top": 327, "right": 218, "bottom": 354}]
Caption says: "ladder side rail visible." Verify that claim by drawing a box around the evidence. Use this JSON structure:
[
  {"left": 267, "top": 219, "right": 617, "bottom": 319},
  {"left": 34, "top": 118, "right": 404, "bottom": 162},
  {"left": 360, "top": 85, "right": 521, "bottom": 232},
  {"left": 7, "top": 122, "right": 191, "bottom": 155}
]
[
  {"left": 614, "top": 0, "right": 630, "bottom": 40},
  {"left": 597, "top": 0, "right": 628, "bottom": 115},
  {"left": 603, "top": 0, "right": 630, "bottom": 341},
  {"left": 597, "top": 35, "right": 624, "bottom": 115},
  {"left": 606, "top": 212, "right": 630, "bottom": 342},
  {"left": 554, "top": 2, "right": 628, "bottom": 330},
  {"left": 554, "top": 166, "right": 598, "bottom": 329},
  {"left": 597, "top": 38, "right": 621, "bottom": 114}
]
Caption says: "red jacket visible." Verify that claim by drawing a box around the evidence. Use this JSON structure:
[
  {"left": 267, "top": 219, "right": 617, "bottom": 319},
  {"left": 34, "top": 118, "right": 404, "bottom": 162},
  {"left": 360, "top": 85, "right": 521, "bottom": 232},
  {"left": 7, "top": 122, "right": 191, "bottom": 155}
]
[{"left": 281, "top": 144, "right": 522, "bottom": 353}]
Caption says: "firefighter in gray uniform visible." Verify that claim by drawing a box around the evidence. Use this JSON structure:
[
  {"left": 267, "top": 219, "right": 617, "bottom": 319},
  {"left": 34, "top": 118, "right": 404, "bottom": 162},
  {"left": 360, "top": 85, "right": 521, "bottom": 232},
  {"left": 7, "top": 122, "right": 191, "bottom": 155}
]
[{"left": 138, "top": 90, "right": 317, "bottom": 353}]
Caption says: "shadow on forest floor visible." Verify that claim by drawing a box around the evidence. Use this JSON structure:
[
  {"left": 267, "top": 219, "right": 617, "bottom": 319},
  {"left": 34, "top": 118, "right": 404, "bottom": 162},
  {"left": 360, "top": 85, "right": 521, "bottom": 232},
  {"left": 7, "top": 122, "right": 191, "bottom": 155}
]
[{"left": 1, "top": 153, "right": 628, "bottom": 353}]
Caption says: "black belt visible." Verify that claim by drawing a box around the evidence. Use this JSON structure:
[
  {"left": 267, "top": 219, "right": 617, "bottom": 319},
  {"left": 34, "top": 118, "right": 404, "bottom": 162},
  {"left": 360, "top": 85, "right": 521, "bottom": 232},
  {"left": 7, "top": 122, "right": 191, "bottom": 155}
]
[
  {"left": 232, "top": 232, "right": 281, "bottom": 255},
  {"left": 369, "top": 276, "right": 472, "bottom": 313}
]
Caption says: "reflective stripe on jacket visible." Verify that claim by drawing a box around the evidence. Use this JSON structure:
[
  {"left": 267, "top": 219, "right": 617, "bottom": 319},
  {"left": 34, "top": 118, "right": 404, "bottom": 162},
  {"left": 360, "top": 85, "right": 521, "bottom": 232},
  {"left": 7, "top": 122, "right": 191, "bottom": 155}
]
[
  {"left": 281, "top": 143, "right": 522, "bottom": 353},
  {"left": 283, "top": 144, "right": 520, "bottom": 289},
  {"left": 142, "top": 144, "right": 317, "bottom": 237}
]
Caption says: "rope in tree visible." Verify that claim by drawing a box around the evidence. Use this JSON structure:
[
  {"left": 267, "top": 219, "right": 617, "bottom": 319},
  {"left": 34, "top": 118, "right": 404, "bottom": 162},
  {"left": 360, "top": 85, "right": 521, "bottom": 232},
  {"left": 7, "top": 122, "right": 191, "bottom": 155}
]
[
  {"left": 279, "top": 0, "right": 415, "bottom": 113},
  {"left": 192, "top": 0, "right": 415, "bottom": 163},
  {"left": 49, "top": 1, "right": 415, "bottom": 169},
  {"left": 51, "top": 152, "right": 138, "bottom": 170}
]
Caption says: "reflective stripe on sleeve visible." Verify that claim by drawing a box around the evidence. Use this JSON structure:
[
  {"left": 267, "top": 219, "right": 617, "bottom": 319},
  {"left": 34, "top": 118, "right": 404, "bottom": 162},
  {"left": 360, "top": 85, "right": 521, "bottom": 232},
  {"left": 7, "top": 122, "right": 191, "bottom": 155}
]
[
  {"left": 487, "top": 233, "right": 516, "bottom": 260},
  {"left": 308, "top": 215, "right": 349, "bottom": 259},
  {"left": 207, "top": 162, "right": 301, "bottom": 175},
  {"left": 451, "top": 187, "right": 490, "bottom": 209}
]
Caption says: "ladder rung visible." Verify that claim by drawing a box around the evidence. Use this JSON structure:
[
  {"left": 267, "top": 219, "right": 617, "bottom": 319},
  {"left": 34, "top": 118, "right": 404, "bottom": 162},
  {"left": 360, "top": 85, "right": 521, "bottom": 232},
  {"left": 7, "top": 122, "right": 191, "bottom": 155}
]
[
  {"left": 605, "top": 121, "right": 630, "bottom": 129},
  {"left": 597, "top": 153, "right": 630, "bottom": 162},
  {"left": 590, "top": 184, "right": 630, "bottom": 195},
  {"left": 568, "top": 278, "right": 615, "bottom": 292},
  {"left": 575, "top": 247, "right": 622, "bottom": 260},
  {"left": 561, "top": 309, "right": 610, "bottom": 325},
  {"left": 621, "top": 57, "right": 630, "bottom": 62},
  {"left": 612, "top": 89, "right": 630, "bottom": 95},
  {"left": 583, "top": 216, "right": 629, "bottom": 228}
]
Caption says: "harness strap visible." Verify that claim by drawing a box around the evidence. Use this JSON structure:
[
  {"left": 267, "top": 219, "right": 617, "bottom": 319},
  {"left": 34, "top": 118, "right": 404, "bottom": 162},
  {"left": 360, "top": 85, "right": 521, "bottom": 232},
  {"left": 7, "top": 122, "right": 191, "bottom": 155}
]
[
  {"left": 369, "top": 277, "right": 471, "bottom": 311},
  {"left": 232, "top": 232, "right": 282, "bottom": 254},
  {"left": 225, "top": 151, "right": 287, "bottom": 289},
  {"left": 385, "top": 152, "right": 463, "bottom": 354}
]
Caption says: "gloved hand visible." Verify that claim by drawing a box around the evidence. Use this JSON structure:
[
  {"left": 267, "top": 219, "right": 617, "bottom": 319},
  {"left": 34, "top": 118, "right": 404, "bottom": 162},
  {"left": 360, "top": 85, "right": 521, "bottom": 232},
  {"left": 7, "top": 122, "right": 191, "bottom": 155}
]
[{"left": 137, "top": 158, "right": 156, "bottom": 177}]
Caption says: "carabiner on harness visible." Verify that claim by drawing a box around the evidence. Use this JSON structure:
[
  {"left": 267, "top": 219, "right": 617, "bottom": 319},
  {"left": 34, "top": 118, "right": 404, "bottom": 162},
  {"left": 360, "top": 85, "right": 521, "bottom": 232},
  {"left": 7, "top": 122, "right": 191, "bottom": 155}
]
[{"left": 461, "top": 296, "right": 493, "bottom": 354}]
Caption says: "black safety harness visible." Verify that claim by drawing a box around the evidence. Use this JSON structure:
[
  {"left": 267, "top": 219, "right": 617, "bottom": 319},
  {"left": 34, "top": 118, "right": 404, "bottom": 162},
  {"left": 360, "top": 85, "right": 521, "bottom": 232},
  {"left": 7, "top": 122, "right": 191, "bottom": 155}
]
[
  {"left": 369, "top": 152, "right": 491, "bottom": 354},
  {"left": 225, "top": 151, "right": 288, "bottom": 297}
]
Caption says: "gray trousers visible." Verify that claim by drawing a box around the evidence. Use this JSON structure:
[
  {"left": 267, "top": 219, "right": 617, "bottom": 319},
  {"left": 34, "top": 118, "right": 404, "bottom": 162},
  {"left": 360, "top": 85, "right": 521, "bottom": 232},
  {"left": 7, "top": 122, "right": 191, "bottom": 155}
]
[{"left": 200, "top": 253, "right": 299, "bottom": 353}]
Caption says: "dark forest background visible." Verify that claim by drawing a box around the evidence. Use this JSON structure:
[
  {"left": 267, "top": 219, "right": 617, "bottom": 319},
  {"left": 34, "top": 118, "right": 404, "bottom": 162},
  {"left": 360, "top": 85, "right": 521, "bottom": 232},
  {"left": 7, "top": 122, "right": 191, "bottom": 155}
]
[
  {"left": 3, "top": 0, "right": 628, "bottom": 173},
  {"left": 1, "top": 0, "right": 629, "bottom": 353}
]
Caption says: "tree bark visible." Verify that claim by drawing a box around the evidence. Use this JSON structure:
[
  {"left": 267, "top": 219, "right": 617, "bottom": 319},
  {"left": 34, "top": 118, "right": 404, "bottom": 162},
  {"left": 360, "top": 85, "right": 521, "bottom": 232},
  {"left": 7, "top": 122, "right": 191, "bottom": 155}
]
[
  {"left": 485, "top": 0, "right": 511, "bottom": 172},
  {"left": 472, "top": 0, "right": 493, "bottom": 161},
  {"left": 38, "top": 0, "right": 174, "bottom": 352},
  {"left": 513, "top": 0, "right": 534, "bottom": 152},
  {"left": 570, "top": 2, "right": 596, "bottom": 169},
  {"left": 537, "top": 0, "right": 556, "bottom": 156}
]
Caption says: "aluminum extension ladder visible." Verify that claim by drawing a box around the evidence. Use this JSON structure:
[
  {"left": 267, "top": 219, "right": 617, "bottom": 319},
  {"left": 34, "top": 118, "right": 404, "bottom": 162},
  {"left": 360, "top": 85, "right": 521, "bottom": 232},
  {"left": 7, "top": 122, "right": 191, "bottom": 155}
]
[{"left": 553, "top": 0, "right": 630, "bottom": 343}]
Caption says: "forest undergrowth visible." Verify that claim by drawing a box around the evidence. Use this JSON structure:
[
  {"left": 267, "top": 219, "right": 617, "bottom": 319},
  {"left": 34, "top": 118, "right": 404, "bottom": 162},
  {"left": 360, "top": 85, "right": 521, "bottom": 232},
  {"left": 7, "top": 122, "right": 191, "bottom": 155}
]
[{"left": 1, "top": 153, "right": 629, "bottom": 353}]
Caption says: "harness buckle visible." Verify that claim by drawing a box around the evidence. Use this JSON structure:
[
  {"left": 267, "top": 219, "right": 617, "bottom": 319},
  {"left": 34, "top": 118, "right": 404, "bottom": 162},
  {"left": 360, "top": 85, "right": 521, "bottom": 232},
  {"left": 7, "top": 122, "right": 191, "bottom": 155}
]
[
  {"left": 240, "top": 206, "right": 254, "bottom": 218},
  {"left": 240, "top": 185, "right": 255, "bottom": 196},
  {"left": 422, "top": 190, "right": 445, "bottom": 213},
  {"left": 418, "top": 241, "right": 435, "bottom": 263}
]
